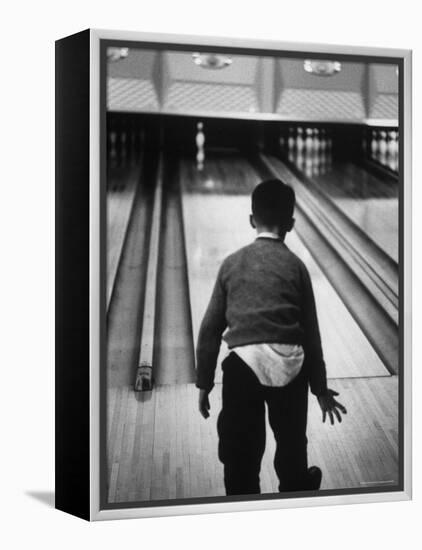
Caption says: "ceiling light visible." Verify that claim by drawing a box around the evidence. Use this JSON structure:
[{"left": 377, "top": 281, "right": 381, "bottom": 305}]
[
  {"left": 303, "top": 59, "right": 341, "bottom": 76},
  {"left": 192, "top": 53, "right": 233, "bottom": 70},
  {"left": 107, "top": 47, "right": 129, "bottom": 62}
]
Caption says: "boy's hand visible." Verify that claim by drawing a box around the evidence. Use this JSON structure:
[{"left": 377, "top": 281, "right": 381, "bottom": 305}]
[
  {"left": 317, "top": 389, "right": 347, "bottom": 425},
  {"left": 198, "top": 389, "right": 211, "bottom": 419}
]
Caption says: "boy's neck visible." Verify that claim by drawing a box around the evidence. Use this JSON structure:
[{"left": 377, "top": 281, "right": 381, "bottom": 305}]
[{"left": 256, "top": 227, "right": 286, "bottom": 242}]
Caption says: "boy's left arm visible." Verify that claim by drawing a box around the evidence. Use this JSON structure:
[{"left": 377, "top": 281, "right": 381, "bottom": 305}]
[
  {"left": 196, "top": 265, "right": 227, "bottom": 417},
  {"left": 300, "top": 263, "right": 327, "bottom": 397}
]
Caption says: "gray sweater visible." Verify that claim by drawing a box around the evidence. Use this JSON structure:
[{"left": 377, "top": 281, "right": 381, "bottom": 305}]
[{"left": 195, "top": 237, "right": 327, "bottom": 396}]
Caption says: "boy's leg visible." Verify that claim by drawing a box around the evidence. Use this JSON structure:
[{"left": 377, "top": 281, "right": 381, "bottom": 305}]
[
  {"left": 265, "top": 369, "right": 309, "bottom": 492},
  {"left": 217, "top": 352, "right": 266, "bottom": 495}
]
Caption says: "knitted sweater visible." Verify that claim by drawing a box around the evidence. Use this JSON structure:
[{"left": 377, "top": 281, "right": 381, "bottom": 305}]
[{"left": 195, "top": 237, "right": 327, "bottom": 396}]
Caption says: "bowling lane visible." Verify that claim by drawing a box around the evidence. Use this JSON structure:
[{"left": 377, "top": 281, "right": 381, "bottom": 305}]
[
  {"left": 153, "top": 159, "right": 196, "bottom": 385},
  {"left": 180, "top": 154, "right": 389, "bottom": 381},
  {"left": 294, "top": 159, "right": 399, "bottom": 262},
  {"left": 107, "top": 164, "right": 141, "bottom": 309}
]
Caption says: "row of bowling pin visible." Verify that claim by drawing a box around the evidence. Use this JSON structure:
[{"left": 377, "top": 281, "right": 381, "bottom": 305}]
[
  {"left": 108, "top": 129, "right": 144, "bottom": 166},
  {"left": 368, "top": 129, "right": 399, "bottom": 173},
  {"left": 281, "top": 126, "right": 333, "bottom": 157},
  {"left": 288, "top": 147, "right": 333, "bottom": 178},
  {"left": 281, "top": 126, "right": 334, "bottom": 178}
]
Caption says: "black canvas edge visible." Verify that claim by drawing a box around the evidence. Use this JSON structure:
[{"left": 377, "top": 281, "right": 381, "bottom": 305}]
[{"left": 55, "top": 28, "right": 91, "bottom": 521}]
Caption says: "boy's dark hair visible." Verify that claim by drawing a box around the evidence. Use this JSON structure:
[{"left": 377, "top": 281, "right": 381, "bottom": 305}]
[{"left": 251, "top": 179, "right": 295, "bottom": 228}]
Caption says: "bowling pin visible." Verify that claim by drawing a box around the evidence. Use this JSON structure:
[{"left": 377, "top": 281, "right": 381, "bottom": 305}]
[
  {"left": 296, "top": 127, "right": 305, "bottom": 153},
  {"left": 389, "top": 130, "right": 399, "bottom": 171},
  {"left": 393, "top": 130, "right": 399, "bottom": 154},
  {"left": 313, "top": 128, "right": 320, "bottom": 155},
  {"left": 391, "top": 130, "right": 399, "bottom": 162},
  {"left": 305, "top": 128, "right": 314, "bottom": 155},
  {"left": 385, "top": 132, "right": 393, "bottom": 170},
  {"left": 312, "top": 148, "right": 320, "bottom": 177},
  {"left": 288, "top": 127, "right": 296, "bottom": 152},
  {"left": 378, "top": 130, "right": 388, "bottom": 166},
  {"left": 296, "top": 149, "right": 305, "bottom": 171},
  {"left": 196, "top": 122, "right": 205, "bottom": 149},
  {"left": 305, "top": 154, "right": 313, "bottom": 178},
  {"left": 371, "top": 129, "right": 379, "bottom": 161},
  {"left": 388, "top": 130, "right": 396, "bottom": 156},
  {"left": 196, "top": 122, "right": 205, "bottom": 171},
  {"left": 379, "top": 130, "right": 387, "bottom": 155}
]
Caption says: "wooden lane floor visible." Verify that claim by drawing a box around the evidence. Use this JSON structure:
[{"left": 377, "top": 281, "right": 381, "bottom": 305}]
[
  {"left": 107, "top": 376, "right": 398, "bottom": 502},
  {"left": 107, "top": 163, "right": 141, "bottom": 310},
  {"left": 179, "top": 155, "right": 389, "bottom": 380},
  {"left": 302, "top": 162, "right": 398, "bottom": 262}
]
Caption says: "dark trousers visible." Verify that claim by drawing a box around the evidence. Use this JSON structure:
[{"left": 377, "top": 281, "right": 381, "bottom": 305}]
[{"left": 217, "top": 352, "right": 309, "bottom": 495}]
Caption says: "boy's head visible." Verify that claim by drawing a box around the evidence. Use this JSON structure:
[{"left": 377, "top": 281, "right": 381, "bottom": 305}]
[{"left": 250, "top": 179, "right": 295, "bottom": 234}]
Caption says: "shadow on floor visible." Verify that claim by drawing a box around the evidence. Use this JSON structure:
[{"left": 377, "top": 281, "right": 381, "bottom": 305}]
[{"left": 25, "top": 491, "right": 55, "bottom": 508}]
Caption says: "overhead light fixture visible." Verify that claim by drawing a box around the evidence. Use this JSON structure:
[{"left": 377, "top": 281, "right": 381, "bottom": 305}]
[
  {"left": 192, "top": 52, "right": 233, "bottom": 70},
  {"left": 303, "top": 59, "right": 341, "bottom": 76},
  {"left": 107, "top": 47, "right": 129, "bottom": 62}
]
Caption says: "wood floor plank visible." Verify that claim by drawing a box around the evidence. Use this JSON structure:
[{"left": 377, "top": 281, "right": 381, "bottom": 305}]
[
  {"left": 115, "top": 389, "right": 138, "bottom": 502},
  {"left": 127, "top": 394, "right": 144, "bottom": 502},
  {"left": 107, "top": 376, "right": 399, "bottom": 503},
  {"left": 137, "top": 391, "right": 155, "bottom": 502}
]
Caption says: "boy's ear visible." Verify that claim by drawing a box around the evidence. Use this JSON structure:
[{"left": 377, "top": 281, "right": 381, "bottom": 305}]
[
  {"left": 285, "top": 217, "right": 295, "bottom": 232},
  {"left": 249, "top": 214, "right": 256, "bottom": 229}
]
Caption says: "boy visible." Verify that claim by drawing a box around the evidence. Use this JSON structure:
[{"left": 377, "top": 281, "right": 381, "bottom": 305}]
[{"left": 196, "top": 179, "right": 346, "bottom": 495}]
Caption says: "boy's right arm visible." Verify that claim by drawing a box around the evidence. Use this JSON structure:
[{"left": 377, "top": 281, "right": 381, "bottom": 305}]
[{"left": 196, "top": 265, "right": 227, "bottom": 394}]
